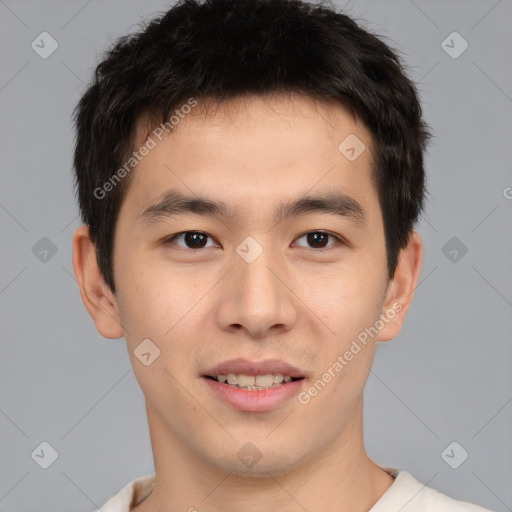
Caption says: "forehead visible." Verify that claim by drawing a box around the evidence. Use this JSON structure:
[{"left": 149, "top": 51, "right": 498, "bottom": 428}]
[{"left": 123, "top": 93, "right": 379, "bottom": 227}]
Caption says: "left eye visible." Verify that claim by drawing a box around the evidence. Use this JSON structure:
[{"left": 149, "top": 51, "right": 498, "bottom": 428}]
[
  {"left": 294, "top": 231, "right": 342, "bottom": 250},
  {"left": 165, "top": 231, "right": 342, "bottom": 250}
]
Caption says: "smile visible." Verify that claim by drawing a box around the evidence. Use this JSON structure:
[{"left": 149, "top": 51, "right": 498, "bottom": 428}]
[{"left": 206, "top": 373, "right": 300, "bottom": 391}]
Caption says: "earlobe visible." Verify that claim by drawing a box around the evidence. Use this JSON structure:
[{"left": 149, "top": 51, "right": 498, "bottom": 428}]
[
  {"left": 72, "top": 225, "right": 124, "bottom": 339},
  {"left": 376, "top": 230, "right": 423, "bottom": 342}
]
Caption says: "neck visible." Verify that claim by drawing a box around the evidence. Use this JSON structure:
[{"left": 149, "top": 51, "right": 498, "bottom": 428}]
[{"left": 133, "top": 401, "right": 395, "bottom": 512}]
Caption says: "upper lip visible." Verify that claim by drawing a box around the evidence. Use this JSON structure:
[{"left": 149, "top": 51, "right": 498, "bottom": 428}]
[{"left": 204, "top": 358, "right": 306, "bottom": 378}]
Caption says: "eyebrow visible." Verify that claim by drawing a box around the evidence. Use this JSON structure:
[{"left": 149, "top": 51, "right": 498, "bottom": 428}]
[{"left": 139, "top": 189, "right": 366, "bottom": 226}]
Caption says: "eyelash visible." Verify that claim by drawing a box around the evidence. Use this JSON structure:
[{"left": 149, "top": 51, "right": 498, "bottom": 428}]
[{"left": 164, "top": 230, "right": 346, "bottom": 251}]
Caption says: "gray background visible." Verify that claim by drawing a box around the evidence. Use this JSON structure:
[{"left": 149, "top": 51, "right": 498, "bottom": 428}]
[{"left": 1, "top": 0, "right": 511, "bottom": 510}]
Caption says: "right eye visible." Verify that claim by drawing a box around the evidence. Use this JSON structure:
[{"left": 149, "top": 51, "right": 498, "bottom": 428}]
[{"left": 164, "top": 231, "right": 219, "bottom": 250}]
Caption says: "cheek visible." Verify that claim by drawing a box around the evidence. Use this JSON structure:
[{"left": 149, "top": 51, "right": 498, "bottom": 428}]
[
  {"left": 114, "top": 260, "right": 208, "bottom": 372},
  {"left": 298, "top": 265, "right": 386, "bottom": 403},
  {"left": 115, "top": 245, "right": 185, "bottom": 333},
  {"left": 115, "top": 269, "right": 200, "bottom": 404},
  {"left": 302, "top": 265, "right": 384, "bottom": 336}
]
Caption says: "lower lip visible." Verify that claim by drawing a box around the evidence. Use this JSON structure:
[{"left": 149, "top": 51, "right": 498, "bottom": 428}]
[{"left": 203, "top": 377, "right": 305, "bottom": 412}]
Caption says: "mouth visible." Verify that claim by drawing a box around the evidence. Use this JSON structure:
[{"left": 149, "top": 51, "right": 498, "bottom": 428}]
[
  {"left": 202, "top": 359, "right": 307, "bottom": 412},
  {"left": 203, "top": 373, "right": 304, "bottom": 391}
]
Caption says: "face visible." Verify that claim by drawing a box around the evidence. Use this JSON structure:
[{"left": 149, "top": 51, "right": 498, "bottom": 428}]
[{"left": 96, "top": 94, "right": 412, "bottom": 475}]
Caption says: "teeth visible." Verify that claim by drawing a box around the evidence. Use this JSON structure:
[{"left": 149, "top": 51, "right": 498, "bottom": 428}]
[
  {"left": 238, "top": 374, "right": 255, "bottom": 387},
  {"left": 273, "top": 374, "right": 284, "bottom": 384},
  {"left": 215, "top": 373, "right": 296, "bottom": 390},
  {"left": 226, "top": 374, "right": 238, "bottom": 385},
  {"left": 255, "top": 374, "right": 274, "bottom": 387}
]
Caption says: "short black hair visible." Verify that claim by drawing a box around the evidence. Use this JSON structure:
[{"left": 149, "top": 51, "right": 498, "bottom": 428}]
[{"left": 73, "top": 0, "right": 431, "bottom": 293}]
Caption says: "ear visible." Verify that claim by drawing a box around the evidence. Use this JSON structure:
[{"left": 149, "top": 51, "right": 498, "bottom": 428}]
[
  {"left": 376, "top": 230, "right": 423, "bottom": 342},
  {"left": 72, "top": 225, "right": 124, "bottom": 339}
]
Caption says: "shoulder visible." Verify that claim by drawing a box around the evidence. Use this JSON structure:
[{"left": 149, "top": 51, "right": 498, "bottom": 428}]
[
  {"left": 370, "top": 468, "right": 495, "bottom": 512},
  {"left": 91, "top": 473, "right": 156, "bottom": 512}
]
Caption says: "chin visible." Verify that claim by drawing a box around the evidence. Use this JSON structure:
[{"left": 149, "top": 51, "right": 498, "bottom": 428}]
[{"left": 207, "top": 443, "right": 309, "bottom": 478}]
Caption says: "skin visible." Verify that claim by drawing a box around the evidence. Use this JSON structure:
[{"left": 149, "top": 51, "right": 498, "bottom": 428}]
[{"left": 73, "top": 93, "right": 423, "bottom": 512}]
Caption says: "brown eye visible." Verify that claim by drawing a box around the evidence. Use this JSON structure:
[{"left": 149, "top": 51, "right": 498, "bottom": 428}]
[
  {"left": 294, "top": 231, "right": 342, "bottom": 250},
  {"left": 166, "top": 231, "right": 216, "bottom": 249}
]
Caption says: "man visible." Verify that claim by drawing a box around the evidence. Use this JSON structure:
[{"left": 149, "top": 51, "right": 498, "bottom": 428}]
[{"left": 71, "top": 0, "right": 493, "bottom": 510}]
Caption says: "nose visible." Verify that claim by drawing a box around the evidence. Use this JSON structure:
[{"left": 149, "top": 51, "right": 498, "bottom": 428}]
[{"left": 215, "top": 246, "right": 298, "bottom": 339}]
